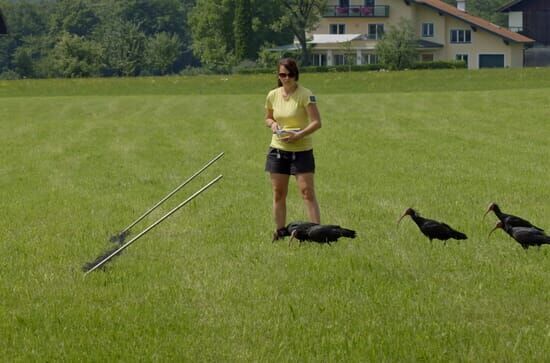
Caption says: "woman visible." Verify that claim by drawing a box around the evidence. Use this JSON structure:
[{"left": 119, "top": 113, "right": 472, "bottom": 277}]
[{"left": 264, "top": 58, "right": 322, "bottom": 240}]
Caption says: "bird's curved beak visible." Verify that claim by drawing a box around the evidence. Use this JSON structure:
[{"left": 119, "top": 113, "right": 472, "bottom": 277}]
[
  {"left": 482, "top": 208, "right": 491, "bottom": 220},
  {"left": 397, "top": 213, "right": 406, "bottom": 227}
]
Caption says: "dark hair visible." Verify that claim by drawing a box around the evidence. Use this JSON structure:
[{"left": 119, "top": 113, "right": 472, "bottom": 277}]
[{"left": 277, "top": 58, "right": 300, "bottom": 87}]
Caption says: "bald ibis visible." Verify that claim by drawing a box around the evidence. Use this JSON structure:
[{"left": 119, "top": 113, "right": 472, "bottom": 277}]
[
  {"left": 489, "top": 221, "right": 550, "bottom": 249},
  {"left": 397, "top": 208, "right": 467, "bottom": 242},
  {"left": 273, "top": 221, "right": 356, "bottom": 245},
  {"left": 0, "top": 10, "right": 6, "bottom": 34},
  {"left": 483, "top": 202, "right": 543, "bottom": 231},
  {"left": 272, "top": 221, "right": 317, "bottom": 244}
]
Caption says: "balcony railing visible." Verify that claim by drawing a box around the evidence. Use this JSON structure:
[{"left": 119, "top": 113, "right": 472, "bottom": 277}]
[
  {"left": 509, "top": 26, "right": 524, "bottom": 33},
  {"left": 323, "top": 5, "right": 390, "bottom": 17}
]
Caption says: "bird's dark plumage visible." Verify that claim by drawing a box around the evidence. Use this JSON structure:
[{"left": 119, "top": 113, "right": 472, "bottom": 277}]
[
  {"left": 489, "top": 221, "right": 550, "bottom": 249},
  {"left": 303, "top": 224, "right": 356, "bottom": 244},
  {"left": 398, "top": 208, "right": 467, "bottom": 242},
  {"left": 0, "top": 10, "right": 7, "bottom": 34},
  {"left": 273, "top": 221, "right": 356, "bottom": 245},
  {"left": 483, "top": 202, "right": 543, "bottom": 231}
]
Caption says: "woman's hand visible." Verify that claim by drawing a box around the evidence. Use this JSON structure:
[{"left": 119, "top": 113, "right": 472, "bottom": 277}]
[
  {"left": 280, "top": 131, "right": 303, "bottom": 143},
  {"left": 270, "top": 122, "right": 280, "bottom": 133}
]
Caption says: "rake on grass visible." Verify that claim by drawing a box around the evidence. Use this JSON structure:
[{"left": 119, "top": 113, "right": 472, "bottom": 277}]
[
  {"left": 83, "top": 174, "right": 223, "bottom": 274},
  {"left": 109, "top": 152, "right": 224, "bottom": 244}
]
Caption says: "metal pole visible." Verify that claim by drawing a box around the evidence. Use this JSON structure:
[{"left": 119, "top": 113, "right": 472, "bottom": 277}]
[
  {"left": 86, "top": 174, "right": 223, "bottom": 275},
  {"left": 114, "top": 152, "right": 224, "bottom": 240}
]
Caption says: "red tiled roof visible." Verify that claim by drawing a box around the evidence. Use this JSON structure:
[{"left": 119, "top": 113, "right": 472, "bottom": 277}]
[{"left": 413, "top": 0, "right": 534, "bottom": 43}]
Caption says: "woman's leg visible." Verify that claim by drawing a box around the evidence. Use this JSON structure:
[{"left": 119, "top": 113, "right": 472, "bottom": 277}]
[
  {"left": 270, "top": 173, "right": 290, "bottom": 229},
  {"left": 295, "top": 173, "right": 320, "bottom": 224}
]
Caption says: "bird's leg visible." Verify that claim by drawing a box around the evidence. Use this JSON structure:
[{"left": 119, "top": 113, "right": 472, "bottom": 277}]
[
  {"left": 289, "top": 230, "right": 296, "bottom": 247},
  {"left": 272, "top": 231, "right": 279, "bottom": 243}
]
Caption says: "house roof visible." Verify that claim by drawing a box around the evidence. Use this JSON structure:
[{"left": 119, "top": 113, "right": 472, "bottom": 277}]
[
  {"left": 497, "top": 0, "right": 524, "bottom": 12},
  {"left": 413, "top": 0, "right": 534, "bottom": 43},
  {"left": 309, "top": 34, "right": 363, "bottom": 44},
  {"left": 268, "top": 43, "right": 300, "bottom": 52},
  {"left": 268, "top": 34, "right": 363, "bottom": 51},
  {"left": 417, "top": 39, "right": 444, "bottom": 48}
]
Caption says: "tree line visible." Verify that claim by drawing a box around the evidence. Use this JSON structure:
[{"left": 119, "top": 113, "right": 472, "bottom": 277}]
[{"left": 0, "top": 0, "right": 509, "bottom": 79}]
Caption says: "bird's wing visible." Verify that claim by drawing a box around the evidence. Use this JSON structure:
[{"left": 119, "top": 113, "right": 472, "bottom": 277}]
[
  {"left": 512, "top": 227, "right": 550, "bottom": 245},
  {"left": 421, "top": 220, "right": 448, "bottom": 233},
  {"left": 307, "top": 225, "right": 340, "bottom": 243},
  {"left": 505, "top": 216, "right": 544, "bottom": 231}
]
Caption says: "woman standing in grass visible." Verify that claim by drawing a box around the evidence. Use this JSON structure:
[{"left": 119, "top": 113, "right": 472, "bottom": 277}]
[{"left": 264, "top": 58, "right": 322, "bottom": 240}]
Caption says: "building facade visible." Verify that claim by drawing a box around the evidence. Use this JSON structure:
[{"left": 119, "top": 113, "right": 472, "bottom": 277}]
[
  {"left": 305, "top": 0, "right": 534, "bottom": 69},
  {"left": 499, "top": 0, "right": 550, "bottom": 46}
]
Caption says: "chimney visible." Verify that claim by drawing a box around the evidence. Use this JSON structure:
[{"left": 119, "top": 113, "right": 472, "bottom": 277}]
[{"left": 457, "top": 0, "right": 466, "bottom": 11}]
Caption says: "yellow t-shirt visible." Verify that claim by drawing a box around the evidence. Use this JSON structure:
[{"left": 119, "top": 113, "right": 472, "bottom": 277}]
[{"left": 265, "top": 85, "right": 316, "bottom": 152}]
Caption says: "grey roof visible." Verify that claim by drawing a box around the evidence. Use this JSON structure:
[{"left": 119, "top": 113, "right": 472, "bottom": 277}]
[
  {"left": 267, "top": 43, "right": 301, "bottom": 52},
  {"left": 417, "top": 39, "right": 444, "bottom": 48},
  {"left": 497, "top": 0, "right": 524, "bottom": 12}
]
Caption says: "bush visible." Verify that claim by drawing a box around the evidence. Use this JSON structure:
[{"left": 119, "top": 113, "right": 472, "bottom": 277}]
[
  {"left": 233, "top": 63, "right": 382, "bottom": 75},
  {"left": 0, "top": 70, "right": 21, "bottom": 80},
  {"left": 412, "top": 60, "right": 467, "bottom": 69},
  {"left": 179, "top": 66, "right": 217, "bottom": 76},
  {"left": 231, "top": 59, "right": 259, "bottom": 74}
]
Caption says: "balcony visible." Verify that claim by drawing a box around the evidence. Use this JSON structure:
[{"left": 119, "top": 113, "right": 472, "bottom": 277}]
[
  {"left": 509, "top": 26, "right": 524, "bottom": 33},
  {"left": 323, "top": 5, "right": 390, "bottom": 17}
]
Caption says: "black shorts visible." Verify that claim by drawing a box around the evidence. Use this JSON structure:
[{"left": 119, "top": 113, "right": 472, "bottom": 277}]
[{"left": 265, "top": 147, "right": 315, "bottom": 175}]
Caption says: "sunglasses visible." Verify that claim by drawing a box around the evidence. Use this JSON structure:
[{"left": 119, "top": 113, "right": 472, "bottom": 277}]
[{"left": 278, "top": 72, "right": 295, "bottom": 78}]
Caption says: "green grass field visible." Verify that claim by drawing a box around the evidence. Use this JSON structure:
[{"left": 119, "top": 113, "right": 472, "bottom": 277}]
[{"left": 1, "top": 69, "right": 549, "bottom": 361}]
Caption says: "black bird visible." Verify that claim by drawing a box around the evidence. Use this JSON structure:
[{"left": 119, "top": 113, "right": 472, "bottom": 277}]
[
  {"left": 397, "top": 208, "right": 467, "bottom": 242},
  {"left": 297, "top": 224, "right": 356, "bottom": 244},
  {"left": 483, "top": 202, "right": 543, "bottom": 231},
  {"left": 272, "top": 221, "right": 317, "bottom": 243},
  {"left": 489, "top": 220, "right": 550, "bottom": 249},
  {"left": 274, "top": 221, "right": 356, "bottom": 245},
  {"left": 0, "top": 10, "right": 7, "bottom": 34}
]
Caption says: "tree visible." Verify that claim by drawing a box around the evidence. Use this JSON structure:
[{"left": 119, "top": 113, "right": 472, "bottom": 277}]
[
  {"left": 233, "top": 0, "right": 253, "bottom": 61},
  {"left": 145, "top": 32, "right": 182, "bottom": 75},
  {"left": 49, "top": 0, "right": 100, "bottom": 37},
  {"left": 340, "top": 40, "right": 356, "bottom": 71},
  {"left": 94, "top": 17, "right": 146, "bottom": 76},
  {"left": 189, "top": 0, "right": 236, "bottom": 70},
  {"left": 51, "top": 32, "right": 103, "bottom": 77},
  {"left": 375, "top": 19, "right": 418, "bottom": 70},
  {"left": 442, "top": 0, "right": 506, "bottom": 25},
  {"left": 274, "top": 0, "right": 327, "bottom": 66}
]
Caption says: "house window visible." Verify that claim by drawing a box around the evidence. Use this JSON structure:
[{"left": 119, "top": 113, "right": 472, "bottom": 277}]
[
  {"left": 456, "top": 53, "right": 469, "bottom": 67},
  {"left": 334, "top": 54, "right": 347, "bottom": 65},
  {"left": 330, "top": 24, "right": 346, "bottom": 34},
  {"left": 368, "top": 23, "right": 384, "bottom": 40},
  {"left": 363, "top": 53, "right": 378, "bottom": 64},
  {"left": 364, "top": 0, "right": 375, "bottom": 5},
  {"left": 339, "top": 0, "right": 350, "bottom": 6},
  {"left": 422, "top": 23, "right": 434, "bottom": 37},
  {"left": 421, "top": 53, "right": 434, "bottom": 62},
  {"left": 311, "top": 53, "right": 327, "bottom": 66},
  {"left": 451, "top": 29, "right": 471, "bottom": 43}
]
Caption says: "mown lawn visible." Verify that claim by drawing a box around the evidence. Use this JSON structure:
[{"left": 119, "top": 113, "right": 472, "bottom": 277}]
[{"left": 1, "top": 68, "right": 549, "bottom": 361}]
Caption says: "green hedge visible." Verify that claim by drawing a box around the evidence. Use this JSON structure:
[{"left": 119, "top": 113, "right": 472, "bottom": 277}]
[
  {"left": 412, "top": 60, "right": 467, "bottom": 69},
  {"left": 233, "top": 60, "right": 466, "bottom": 75}
]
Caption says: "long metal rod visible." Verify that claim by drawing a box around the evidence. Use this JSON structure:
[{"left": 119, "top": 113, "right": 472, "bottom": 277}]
[
  {"left": 117, "top": 152, "right": 224, "bottom": 237},
  {"left": 86, "top": 174, "right": 223, "bottom": 275}
]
